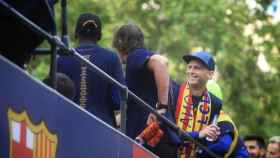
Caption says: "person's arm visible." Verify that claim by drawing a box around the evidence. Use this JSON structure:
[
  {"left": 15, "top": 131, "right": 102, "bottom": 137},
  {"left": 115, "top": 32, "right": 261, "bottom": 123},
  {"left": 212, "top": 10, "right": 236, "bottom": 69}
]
[
  {"left": 207, "top": 134, "right": 232, "bottom": 154},
  {"left": 147, "top": 54, "right": 170, "bottom": 106},
  {"left": 146, "top": 54, "right": 169, "bottom": 125},
  {"left": 197, "top": 134, "right": 232, "bottom": 158},
  {"left": 205, "top": 121, "right": 234, "bottom": 154},
  {"left": 198, "top": 121, "right": 235, "bottom": 157}
]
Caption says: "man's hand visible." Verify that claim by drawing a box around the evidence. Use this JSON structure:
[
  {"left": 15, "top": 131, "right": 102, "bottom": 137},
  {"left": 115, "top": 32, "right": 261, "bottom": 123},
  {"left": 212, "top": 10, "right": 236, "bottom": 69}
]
[
  {"left": 146, "top": 109, "right": 167, "bottom": 125},
  {"left": 199, "top": 124, "right": 221, "bottom": 140}
]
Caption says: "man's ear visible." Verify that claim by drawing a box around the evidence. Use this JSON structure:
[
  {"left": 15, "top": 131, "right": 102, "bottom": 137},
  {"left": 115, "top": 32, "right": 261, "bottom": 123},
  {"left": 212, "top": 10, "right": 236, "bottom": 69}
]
[{"left": 207, "top": 70, "right": 214, "bottom": 79}]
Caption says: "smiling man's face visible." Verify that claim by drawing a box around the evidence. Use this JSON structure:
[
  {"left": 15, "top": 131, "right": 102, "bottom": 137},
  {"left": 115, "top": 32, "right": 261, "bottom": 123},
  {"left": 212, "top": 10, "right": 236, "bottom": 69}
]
[{"left": 186, "top": 60, "right": 213, "bottom": 88}]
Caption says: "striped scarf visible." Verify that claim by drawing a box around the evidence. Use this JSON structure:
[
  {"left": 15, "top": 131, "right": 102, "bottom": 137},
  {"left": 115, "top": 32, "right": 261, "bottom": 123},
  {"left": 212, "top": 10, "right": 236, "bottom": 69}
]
[{"left": 175, "top": 82, "right": 212, "bottom": 158}]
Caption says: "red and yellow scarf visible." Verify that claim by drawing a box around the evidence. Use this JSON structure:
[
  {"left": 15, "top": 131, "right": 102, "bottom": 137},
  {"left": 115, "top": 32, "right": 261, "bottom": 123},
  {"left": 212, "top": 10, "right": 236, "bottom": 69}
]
[{"left": 175, "top": 82, "right": 212, "bottom": 158}]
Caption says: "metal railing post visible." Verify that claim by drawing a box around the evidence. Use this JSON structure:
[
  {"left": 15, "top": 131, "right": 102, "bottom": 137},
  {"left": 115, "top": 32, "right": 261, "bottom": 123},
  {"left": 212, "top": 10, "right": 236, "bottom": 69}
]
[{"left": 120, "top": 87, "right": 128, "bottom": 134}]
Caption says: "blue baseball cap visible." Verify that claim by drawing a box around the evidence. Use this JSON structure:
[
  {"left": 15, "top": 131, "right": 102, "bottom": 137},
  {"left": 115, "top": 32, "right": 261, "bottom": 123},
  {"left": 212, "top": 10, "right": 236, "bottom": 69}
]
[{"left": 183, "top": 51, "right": 215, "bottom": 70}]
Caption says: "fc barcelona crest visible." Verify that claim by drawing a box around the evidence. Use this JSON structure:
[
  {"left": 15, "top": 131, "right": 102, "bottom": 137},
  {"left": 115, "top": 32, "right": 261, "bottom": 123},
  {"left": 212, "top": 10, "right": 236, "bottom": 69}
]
[{"left": 7, "top": 108, "right": 58, "bottom": 158}]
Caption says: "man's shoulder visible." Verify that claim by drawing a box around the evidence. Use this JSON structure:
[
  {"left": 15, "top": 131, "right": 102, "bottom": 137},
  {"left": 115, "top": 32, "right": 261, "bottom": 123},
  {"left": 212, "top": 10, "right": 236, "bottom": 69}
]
[
  {"left": 91, "top": 46, "right": 117, "bottom": 56},
  {"left": 77, "top": 45, "right": 116, "bottom": 55},
  {"left": 128, "top": 48, "right": 153, "bottom": 59},
  {"left": 86, "top": 46, "right": 120, "bottom": 62},
  {"left": 209, "top": 92, "right": 222, "bottom": 107},
  {"left": 126, "top": 48, "right": 154, "bottom": 70},
  {"left": 101, "top": 49, "right": 119, "bottom": 61}
]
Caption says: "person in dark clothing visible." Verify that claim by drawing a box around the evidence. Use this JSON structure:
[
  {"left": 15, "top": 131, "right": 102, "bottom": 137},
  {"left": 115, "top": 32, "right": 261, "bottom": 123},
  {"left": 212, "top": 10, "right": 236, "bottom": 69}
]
[
  {"left": 57, "top": 13, "right": 125, "bottom": 127},
  {"left": 113, "top": 24, "right": 171, "bottom": 158},
  {"left": 113, "top": 24, "right": 170, "bottom": 139},
  {"left": 0, "top": 0, "right": 57, "bottom": 68}
]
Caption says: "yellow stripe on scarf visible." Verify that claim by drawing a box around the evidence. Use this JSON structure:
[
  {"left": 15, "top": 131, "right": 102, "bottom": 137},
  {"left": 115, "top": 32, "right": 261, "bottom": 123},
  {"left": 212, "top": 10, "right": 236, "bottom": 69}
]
[
  {"left": 176, "top": 84, "right": 190, "bottom": 130},
  {"left": 218, "top": 111, "right": 238, "bottom": 158}
]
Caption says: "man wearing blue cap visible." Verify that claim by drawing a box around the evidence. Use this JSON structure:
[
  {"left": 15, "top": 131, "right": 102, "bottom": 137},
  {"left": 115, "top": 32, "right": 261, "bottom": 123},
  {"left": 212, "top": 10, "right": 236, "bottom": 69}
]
[
  {"left": 158, "top": 51, "right": 248, "bottom": 158},
  {"left": 169, "top": 51, "right": 221, "bottom": 158},
  {"left": 57, "top": 13, "right": 125, "bottom": 127}
]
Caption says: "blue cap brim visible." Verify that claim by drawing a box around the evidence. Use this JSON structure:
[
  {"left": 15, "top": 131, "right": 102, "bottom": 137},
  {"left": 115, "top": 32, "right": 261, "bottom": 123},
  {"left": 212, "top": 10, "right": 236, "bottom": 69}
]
[{"left": 182, "top": 54, "right": 213, "bottom": 70}]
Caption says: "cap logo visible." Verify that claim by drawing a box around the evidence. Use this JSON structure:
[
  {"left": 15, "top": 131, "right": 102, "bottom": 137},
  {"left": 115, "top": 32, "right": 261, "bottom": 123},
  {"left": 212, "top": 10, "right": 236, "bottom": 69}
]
[{"left": 82, "top": 20, "right": 98, "bottom": 28}]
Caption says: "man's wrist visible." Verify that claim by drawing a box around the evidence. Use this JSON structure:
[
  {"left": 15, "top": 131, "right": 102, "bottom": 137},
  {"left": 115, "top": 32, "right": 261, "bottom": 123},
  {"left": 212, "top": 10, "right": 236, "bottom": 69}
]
[
  {"left": 156, "top": 108, "right": 167, "bottom": 115},
  {"left": 156, "top": 102, "right": 168, "bottom": 110}
]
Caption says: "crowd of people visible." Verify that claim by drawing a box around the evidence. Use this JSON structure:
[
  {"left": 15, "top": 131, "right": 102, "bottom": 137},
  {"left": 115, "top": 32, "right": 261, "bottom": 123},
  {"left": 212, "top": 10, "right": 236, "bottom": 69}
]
[
  {"left": 244, "top": 135, "right": 280, "bottom": 158},
  {"left": 41, "top": 12, "right": 279, "bottom": 158}
]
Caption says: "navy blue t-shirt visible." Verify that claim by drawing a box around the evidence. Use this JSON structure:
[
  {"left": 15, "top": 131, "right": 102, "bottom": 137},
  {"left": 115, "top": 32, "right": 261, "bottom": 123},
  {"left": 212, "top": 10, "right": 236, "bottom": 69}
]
[
  {"left": 57, "top": 43, "right": 125, "bottom": 127},
  {"left": 125, "top": 48, "right": 157, "bottom": 138}
]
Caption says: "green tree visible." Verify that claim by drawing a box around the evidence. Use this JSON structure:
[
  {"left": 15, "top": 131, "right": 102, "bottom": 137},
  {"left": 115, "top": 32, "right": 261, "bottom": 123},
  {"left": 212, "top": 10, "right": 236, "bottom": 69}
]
[{"left": 30, "top": 0, "right": 280, "bottom": 137}]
